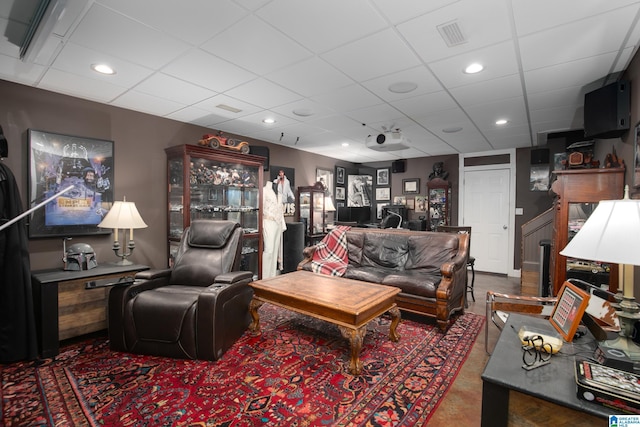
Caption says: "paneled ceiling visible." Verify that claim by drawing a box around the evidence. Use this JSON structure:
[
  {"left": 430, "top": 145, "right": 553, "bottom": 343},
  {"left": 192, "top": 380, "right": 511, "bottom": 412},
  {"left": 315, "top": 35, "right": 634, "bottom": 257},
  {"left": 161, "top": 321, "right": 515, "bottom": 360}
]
[{"left": 1, "top": 0, "right": 639, "bottom": 162}]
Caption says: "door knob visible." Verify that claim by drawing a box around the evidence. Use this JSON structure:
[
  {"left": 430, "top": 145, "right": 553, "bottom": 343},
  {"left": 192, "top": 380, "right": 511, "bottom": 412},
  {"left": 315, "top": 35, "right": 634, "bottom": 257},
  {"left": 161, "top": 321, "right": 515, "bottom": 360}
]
[{"left": 503, "top": 225, "right": 507, "bottom": 230}]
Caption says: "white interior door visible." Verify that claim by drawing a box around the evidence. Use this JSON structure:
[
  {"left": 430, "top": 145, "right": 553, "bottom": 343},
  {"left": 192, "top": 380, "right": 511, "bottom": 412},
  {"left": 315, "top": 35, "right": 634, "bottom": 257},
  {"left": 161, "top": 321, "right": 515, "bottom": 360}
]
[{"left": 463, "top": 168, "right": 510, "bottom": 274}]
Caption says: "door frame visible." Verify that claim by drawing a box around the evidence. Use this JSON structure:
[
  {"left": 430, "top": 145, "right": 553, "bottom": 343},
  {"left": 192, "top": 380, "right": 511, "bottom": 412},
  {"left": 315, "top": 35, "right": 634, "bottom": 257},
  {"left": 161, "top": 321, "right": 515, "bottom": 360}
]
[{"left": 458, "top": 148, "right": 519, "bottom": 277}]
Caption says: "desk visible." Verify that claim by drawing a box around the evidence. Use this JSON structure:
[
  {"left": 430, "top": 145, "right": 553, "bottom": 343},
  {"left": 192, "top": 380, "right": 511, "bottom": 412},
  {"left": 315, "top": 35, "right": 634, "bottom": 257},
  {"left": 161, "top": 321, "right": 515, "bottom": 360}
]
[
  {"left": 481, "top": 313, "right": 611, "bottom": 426},
  {"left": 31, "top": 264, "right": 149, "bottom": 358}
]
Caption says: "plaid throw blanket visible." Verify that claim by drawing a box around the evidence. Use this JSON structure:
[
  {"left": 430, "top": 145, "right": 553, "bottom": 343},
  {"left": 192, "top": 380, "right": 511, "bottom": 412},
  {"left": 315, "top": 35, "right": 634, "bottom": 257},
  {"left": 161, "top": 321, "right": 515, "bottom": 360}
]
[{"left": 310, "top": 226, "right": 350, "bottom": 276}]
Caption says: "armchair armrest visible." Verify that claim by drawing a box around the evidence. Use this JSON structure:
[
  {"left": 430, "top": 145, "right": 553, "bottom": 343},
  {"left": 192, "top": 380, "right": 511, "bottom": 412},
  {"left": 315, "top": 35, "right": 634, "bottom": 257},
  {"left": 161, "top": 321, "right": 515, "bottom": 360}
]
[
  {"left": 135, "top": 268, "right": 172, "bottom": 280},
  {"left": 297, "top": 245, "right": 319, "bottom": 270},
  {"left": 214, "top": 270, "right": 253, "bottom": 285}
]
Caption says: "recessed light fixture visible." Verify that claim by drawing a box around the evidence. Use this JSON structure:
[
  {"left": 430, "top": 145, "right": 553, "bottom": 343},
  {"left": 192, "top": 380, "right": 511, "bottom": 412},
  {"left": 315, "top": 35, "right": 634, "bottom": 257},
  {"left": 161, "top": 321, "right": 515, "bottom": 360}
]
[
  {"left": 293, "top": 108, "right": 314, "bottom": 117},
  {"left": 91, "top": 63, "right": 116, "bottom": 75},
  {"left": 342, "top": 142, "right": 349, "bottom": 147},
  {"left": 495, "top": 119, "right": 508, "bottom": 125},
  {"left": 388, "top": 82, "right": 418, "bottom": 94},
  {"left": 464, "top": 63, "right": 484, "bottom": 74},
  {"left": 263, "top": 118, "right": 276, "bottom": 124},
  {"left": 442, "top": 126, "right": 463, "bottom": 133}
]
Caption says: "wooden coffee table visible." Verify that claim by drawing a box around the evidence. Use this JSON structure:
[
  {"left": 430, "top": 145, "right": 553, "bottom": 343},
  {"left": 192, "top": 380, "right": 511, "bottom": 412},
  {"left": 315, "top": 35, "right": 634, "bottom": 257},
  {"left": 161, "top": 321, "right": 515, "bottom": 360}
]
[{"left": 249, "top": 270, "right": 401, "bottom": 375}]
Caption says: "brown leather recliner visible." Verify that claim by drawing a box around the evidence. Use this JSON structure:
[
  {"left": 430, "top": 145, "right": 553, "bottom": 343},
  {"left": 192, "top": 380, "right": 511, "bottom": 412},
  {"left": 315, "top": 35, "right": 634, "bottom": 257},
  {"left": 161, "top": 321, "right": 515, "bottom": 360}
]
[{"left": 108, "top": 220, "right": 254, "bottom": 360}]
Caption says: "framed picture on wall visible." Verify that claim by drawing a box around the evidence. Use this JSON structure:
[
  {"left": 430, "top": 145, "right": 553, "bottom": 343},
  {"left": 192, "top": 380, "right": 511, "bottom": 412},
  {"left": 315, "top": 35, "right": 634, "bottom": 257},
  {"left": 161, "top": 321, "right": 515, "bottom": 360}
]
[
  {"left": 403, "top": 178, "right": 420, "bottom": 194},
  {"left": 336, "top": 166, "right": 345, "bottom": 185},
  {"left": 347, "top": 174, "right": 372, "bottom": 207},
  {"left": 316, "top": 167, "right": 333, "bottom": 196},
  {"left": 376, "top": 202, "right": 389, "bottom": 219},
  {"left": 377, "top": 168, "right": 389, "bottom": 185},
  {"left": 27, "top": 129, "right": 114, "bottom": 238},
  {"left": 335, "top": 187, "right": 345, "bottom": 200},
  {"left": 375, "top": 187, "right": 390, "bottom": 201}
]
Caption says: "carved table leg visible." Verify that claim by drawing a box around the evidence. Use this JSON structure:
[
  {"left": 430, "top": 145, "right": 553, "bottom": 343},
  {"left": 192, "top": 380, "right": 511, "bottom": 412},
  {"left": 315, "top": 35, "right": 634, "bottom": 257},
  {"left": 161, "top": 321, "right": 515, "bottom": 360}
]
[
  {"left": 249, "top": 298, "right": 264, "bottom": 333},
  {"left": 388, "top": 306, "right": 401, "bottom": 342},
  {"left": 338, "top": 325, "right": 367, "bottom": 375}
]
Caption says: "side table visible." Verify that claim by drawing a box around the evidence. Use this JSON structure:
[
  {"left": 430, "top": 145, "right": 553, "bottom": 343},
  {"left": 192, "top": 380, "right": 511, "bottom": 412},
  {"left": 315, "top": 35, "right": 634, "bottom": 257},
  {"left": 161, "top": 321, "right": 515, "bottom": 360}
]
[{"left": 31, "top": 263, "right": 149, "bottom": 358}]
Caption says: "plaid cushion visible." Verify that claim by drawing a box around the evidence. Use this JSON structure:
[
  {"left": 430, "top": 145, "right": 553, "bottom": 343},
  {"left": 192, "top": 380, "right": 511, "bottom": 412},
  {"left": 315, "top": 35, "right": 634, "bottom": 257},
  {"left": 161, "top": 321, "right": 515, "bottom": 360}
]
[{"left": 310, "top": 226, "right": 350, "bottom": 276}]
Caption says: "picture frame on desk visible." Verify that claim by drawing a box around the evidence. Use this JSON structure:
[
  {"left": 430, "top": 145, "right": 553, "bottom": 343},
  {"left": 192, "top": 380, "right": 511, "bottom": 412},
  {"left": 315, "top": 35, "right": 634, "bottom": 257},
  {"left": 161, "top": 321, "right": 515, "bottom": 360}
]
[
  {"left": 27, "top": 129, "right": 115, "bottom": 238},
  {"left": 550, "top": 281, "right": 590, "bottom": 342}
]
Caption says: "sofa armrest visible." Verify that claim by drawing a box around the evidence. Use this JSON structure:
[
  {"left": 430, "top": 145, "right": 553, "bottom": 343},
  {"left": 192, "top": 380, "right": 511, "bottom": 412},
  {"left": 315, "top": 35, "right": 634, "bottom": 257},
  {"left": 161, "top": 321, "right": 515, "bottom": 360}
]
[{"left": 297, "top": 245, "right": 318, "bottom": 270}]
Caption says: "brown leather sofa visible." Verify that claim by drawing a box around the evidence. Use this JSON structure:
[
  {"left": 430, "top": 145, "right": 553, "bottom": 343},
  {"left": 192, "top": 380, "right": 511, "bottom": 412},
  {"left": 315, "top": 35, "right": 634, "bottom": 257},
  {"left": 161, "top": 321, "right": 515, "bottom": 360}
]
[
  {"left": 298, "top": 228, "right": 469, "bottom": 331},
  {"left": 108, "top": 220, "right": 254, "bottom": 360}
]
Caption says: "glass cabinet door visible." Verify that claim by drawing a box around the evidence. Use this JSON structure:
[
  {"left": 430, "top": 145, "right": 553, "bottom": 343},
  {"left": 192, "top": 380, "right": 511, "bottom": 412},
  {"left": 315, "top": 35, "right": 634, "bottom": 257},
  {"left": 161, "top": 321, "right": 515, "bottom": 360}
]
[
  {"left": 296, "top": 182, "right": 326, "bottom": 245},
  {"left": 427, "top": 178, "right": 451, "bottom": 231},
  {"left": 165, "top": 145, "right": 264, "bottom": 277}
]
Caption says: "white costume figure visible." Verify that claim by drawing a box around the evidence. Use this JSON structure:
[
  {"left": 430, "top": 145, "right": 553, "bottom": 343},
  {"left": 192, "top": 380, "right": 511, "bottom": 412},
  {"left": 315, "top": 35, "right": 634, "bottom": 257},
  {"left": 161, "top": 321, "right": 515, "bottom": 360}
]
[
  {"left": 262, "top": 182, "right": 286, "bottom": 278},
  {"left": 273, "top": 169, "right": 295, "bottom": 204}
]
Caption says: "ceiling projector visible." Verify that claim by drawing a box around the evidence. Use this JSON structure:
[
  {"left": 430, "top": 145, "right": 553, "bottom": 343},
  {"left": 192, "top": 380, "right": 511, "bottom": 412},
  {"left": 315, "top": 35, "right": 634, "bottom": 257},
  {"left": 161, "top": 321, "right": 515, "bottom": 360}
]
[{"left": 365, "top": 131, "right": 411, "bottom": 151}]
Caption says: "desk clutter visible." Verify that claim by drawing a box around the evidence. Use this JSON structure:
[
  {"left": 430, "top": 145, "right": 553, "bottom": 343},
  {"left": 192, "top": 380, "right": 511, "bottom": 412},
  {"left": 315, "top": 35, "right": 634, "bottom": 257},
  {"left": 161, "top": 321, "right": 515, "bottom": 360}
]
[{"left": 575, "top": 359, "right": 640, "bottom": 415}]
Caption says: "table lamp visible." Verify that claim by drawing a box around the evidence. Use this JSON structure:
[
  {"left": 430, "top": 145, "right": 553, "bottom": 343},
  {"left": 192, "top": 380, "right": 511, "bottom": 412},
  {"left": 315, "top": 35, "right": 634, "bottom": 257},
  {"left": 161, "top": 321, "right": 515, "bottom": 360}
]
[
  {"left": 98, "top": 197, "right": 147, "bottom": 265},
  {"left": 560, "top": 185, "right": 640, "bottom": 360}
]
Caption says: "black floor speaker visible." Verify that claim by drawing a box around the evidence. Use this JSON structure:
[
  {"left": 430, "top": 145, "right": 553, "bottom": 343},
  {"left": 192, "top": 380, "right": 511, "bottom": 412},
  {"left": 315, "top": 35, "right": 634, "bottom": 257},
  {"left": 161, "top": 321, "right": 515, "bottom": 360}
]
[{"left": 283, "top": 222, "right": 305, "bottom": 273}]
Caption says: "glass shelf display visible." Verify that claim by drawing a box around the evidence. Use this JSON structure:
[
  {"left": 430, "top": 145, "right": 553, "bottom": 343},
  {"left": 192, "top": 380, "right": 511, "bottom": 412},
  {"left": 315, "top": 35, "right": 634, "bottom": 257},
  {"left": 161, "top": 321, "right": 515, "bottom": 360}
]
[
  {"left": 296, "top": 182, "right": 326, "bottom": 245},
  {"left": 165, "top": 144, "right": 265, "bottom": 277},
  {"left": 427, "top": 178, "right": 451, "bottom": 231}
]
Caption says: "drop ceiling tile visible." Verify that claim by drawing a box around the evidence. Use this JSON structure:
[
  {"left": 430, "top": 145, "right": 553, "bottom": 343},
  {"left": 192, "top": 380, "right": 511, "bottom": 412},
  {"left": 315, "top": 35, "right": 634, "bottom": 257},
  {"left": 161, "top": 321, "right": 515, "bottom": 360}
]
[
  {"left": 162, "top": 49, "right": 257, "bottom": 93},
  {"left": 307, "top": 114, "right": 366, "bottom": 134},
  {"left": 99, "top": 0, "right": 246, "bottom": 45},
  {"left": 322, "top": 29, "right": 421, "bottom": 82},
  {"left": 512, "top": 0, "right": 640, "bottom": 36},
  {"left": 256, "top": 0, "right": 387, "bottom": 53},
  {"left": 133, "top": 73, "right": 217, "bottom": 105},
  {"left": 519, "top": 7, "right": 637, "bottom": 71},
  {"left": 465, "top": 97, "right": 528, "bottom": 131},
  {"left": 0, "top": 54, "right": 46, "bottom": 85},
  {"left": 69, "top": 4, "right": 190, "bottom": 69},
  {"left": 429, "top": 41, "right": 519, "bottom": 89},
  {"left": 167, "top": 105, "right": 216, "bottom": 124},
  {"left": 450, "top": 74, "right": 523, "bottom": 107},
  {"left": 38, "top": 68, "right": 127, "bottom": 102},
  {"left": 201, "top": 15, "right": 312, "bottom": 76},
  {"left": 224, "top": 78, "right": 302, "bottom": 109},
  {"left": 52, "top": 43, "right": 154, "bottom": 87},
  {"left": 362, "top": 66, "right": 443, "bottom": 102},
  {"left": 527, "top": 86, "right": 584, "bottom": 111},
  {"left": 311, "top": 84, "right": 382, "bottom": 113},
  {"left": 371, "top": 0, "right": 459, "bottom": 25},
  {"left": 111, "top": 90, "right": 186, "bottom": 117},
  {"left": 193, "top": 94, "right": 262, "bottom": 118},
  {"left": 269, "top": 99, "right": 335, "bottom": 121},
  {"left": 530, "top": 105, "right": 582, "bottom": 128},
  {"left": 397, "top": 0, "right": 511, "bottom": 64},
  {"left": 266, "top": 57, "right": 354, "bottom": 97},
  {"left": 345, "top": 104, "right": 407, "bottom": 127},
  {"left": 391, "top": 91, "right": 458, "bottom": 117}
]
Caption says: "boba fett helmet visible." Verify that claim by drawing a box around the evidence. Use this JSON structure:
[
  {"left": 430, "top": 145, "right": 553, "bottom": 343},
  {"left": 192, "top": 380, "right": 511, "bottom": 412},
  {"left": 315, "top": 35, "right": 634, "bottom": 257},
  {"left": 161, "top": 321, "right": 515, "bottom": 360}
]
[{"left": 64, "top": 243, "right": 98, "bottom": 271}]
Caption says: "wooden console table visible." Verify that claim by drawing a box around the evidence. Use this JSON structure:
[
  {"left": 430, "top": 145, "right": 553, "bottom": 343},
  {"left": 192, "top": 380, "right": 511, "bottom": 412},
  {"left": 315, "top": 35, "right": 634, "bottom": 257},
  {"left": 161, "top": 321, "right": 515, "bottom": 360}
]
[{"left": 31, "top": 263, "right": 149, "bottom": 358}]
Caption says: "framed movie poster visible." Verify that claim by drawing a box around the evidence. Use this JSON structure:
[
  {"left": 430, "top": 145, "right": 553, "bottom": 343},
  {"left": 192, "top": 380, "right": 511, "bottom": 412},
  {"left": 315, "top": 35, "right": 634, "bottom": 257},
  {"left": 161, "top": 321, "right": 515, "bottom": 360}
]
[{"left": 28, "top": 129, "right": 114, "bottom": 238}]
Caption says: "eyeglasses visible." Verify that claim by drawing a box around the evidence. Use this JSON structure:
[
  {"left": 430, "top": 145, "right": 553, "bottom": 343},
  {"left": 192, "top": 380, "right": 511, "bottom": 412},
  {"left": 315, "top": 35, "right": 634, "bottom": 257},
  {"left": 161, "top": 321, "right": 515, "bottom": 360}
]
[{"left": 521, "top": 335, "right": 553, "bottom": 370}]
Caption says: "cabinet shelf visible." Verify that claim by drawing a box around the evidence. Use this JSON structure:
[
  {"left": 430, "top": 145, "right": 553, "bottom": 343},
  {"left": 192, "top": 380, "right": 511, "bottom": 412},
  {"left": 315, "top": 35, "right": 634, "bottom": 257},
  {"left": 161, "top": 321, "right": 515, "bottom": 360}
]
[{"left": 427, "top": 178, "right": 451, "bottom": 231}]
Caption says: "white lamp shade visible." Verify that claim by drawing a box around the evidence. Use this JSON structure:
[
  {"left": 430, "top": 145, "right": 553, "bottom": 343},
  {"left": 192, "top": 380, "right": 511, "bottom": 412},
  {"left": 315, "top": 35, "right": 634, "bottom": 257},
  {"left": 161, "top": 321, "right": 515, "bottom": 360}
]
[
  {"left": 324, "top": 196, "right": 336, "bottom": 212},
  {"left": 560, "top": 198, "right": 640, "bottom": 266},
  {"left": 98, "top": 200, "right": 148, "bottom": 229}
]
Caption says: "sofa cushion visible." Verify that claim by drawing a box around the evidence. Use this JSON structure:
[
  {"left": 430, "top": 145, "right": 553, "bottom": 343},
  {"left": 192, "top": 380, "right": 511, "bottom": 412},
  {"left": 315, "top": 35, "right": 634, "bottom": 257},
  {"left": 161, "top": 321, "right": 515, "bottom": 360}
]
[
  {"left": 343, "top": 266, "right": 390, "bottom": 283},
  {"left": 361, "top": 233, "right": 408, "bottom": 269},
  {"left": 382, "top": 272, "right": 441, "bottom": 298},
  {"left": 345, "top": 231, "right": 364, "bottom": 266},
  {"left": 404, "top": 234, "right": 458, "bottom": 274}
]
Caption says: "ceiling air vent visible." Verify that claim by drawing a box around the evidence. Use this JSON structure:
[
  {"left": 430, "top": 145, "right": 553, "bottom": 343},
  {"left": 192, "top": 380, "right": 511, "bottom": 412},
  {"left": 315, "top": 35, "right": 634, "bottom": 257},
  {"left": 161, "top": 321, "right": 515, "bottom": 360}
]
[{"left": 437, "top": 20, "right": 467, "bottom": 47}]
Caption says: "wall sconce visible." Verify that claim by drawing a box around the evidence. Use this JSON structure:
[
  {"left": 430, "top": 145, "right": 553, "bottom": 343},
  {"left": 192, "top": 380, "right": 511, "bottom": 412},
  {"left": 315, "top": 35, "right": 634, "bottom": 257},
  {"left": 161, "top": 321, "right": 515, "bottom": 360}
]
[{"left": 98, "top": 198, "right": 147, "bottom": 265}]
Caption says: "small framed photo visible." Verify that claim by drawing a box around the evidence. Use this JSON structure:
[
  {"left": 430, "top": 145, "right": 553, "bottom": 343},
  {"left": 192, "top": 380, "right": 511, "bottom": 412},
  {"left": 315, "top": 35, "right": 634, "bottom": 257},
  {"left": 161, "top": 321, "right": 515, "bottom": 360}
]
[
  {"left": 403, "top": 178, "right": 420, "bottom": 194},
  {"left": 336, "top": 166, "right": 345, "bottom": 185},
  {"left": 335, "top": 187, "right": 345, "bottom": 200},
  {"left": 393, "top": 195, "right": 406, "bottom": 205},
  {"left": 375, "top": 187, "right": 390, "bottom": 201},
  {"left": 377, "top": 168, "right": 389, "bottom": 185},
  {"left": 406, "top": 198, "right": 415, "bottom": 210},
  {"left": 550, "top": 281, "right": 590, "bottom": 342},
  {"left": 415, "top": 196, "right": 426, "bottom": 212},
  {"left": 376, "top": 202, "right": 389, "bottom": 220}
]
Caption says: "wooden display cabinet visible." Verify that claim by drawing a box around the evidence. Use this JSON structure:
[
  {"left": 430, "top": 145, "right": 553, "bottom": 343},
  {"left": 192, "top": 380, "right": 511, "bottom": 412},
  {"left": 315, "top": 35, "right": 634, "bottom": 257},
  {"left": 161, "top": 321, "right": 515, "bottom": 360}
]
[
  {"left": 296, "top": 182, "right": 326, "bottom": 245},
  {"left": 549, "top": 168, "right": 624, "bottom": 296},
  {"left": 165, "top": 144, "right": 265, "bottom": 277},
  {"left": 427, "top": 178, "right": 451, "bottom": 231}
]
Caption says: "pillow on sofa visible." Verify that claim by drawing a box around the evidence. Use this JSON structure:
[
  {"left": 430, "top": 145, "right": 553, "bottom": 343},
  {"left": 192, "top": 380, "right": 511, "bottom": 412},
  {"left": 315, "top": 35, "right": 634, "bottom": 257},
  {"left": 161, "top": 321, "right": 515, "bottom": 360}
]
[
  {"left": 404, "top": 234, "right": 458, "bottom": 274},
  {"left": 361, "top": 233, "right": 409, "bottom": 269}
]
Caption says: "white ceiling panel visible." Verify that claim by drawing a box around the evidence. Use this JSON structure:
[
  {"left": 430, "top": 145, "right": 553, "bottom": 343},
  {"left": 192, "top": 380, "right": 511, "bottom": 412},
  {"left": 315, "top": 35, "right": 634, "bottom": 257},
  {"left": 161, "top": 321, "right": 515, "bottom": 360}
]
[{"left": 1, "top": 0, "right": 638, "bottom": 161}]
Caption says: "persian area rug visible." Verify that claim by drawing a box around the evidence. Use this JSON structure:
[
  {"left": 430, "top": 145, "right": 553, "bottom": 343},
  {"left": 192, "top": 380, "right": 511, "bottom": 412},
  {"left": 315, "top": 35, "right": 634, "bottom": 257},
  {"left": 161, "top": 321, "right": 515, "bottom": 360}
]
[{"left": 1, "top": 305, "right": 483, "bottom": 427}]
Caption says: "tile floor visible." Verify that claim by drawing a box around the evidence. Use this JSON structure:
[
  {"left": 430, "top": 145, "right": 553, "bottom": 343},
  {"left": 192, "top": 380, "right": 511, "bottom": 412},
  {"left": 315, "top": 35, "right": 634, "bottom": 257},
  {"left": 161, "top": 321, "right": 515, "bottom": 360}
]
[{"left": 427, "top": 272, "right": 604, "bottom": 427}]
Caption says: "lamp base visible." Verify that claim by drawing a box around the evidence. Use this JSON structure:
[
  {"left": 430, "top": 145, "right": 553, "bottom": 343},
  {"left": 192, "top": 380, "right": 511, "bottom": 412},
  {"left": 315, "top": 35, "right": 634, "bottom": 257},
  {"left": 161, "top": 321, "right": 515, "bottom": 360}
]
[
  {"left": 595, "top": 337, "right": 640, "bottom": 373},
  {"left": 110, "top": 258, "right": 134, "bottom": 266}
]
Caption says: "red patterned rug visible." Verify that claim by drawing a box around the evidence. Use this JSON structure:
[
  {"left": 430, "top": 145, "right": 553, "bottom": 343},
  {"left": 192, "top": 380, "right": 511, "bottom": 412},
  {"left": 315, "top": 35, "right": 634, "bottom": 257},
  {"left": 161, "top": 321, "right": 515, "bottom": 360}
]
[{"left": 1, "top": 305, "right": 483, "bottom": 426}]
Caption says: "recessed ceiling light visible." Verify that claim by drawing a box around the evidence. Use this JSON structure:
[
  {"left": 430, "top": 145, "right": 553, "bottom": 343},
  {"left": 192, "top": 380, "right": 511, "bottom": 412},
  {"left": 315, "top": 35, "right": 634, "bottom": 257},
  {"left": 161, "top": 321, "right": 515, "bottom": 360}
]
[
  {"left": 495, "top": 119, "right": 508, "bottom": 125},
  {"left": 464, "top": 63, "right": 484, "bottom": 74},
  {"left": 91, "top": 63, "right": 116, "bottom": 75},
  {"left": 263, "top": 118, "right": 276, "bottom": 124},
  {"left": 293, "top": 108, "right": 314, "bottom": 117},
  {"left": 342, "top": 142, "right": 349, "bottom": 147},
  {"left": 388, "top": 82, "right": 418, "bottom": 94},
  {"left": 442, "top": 126, "right": 463, "bottom": 133}
]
